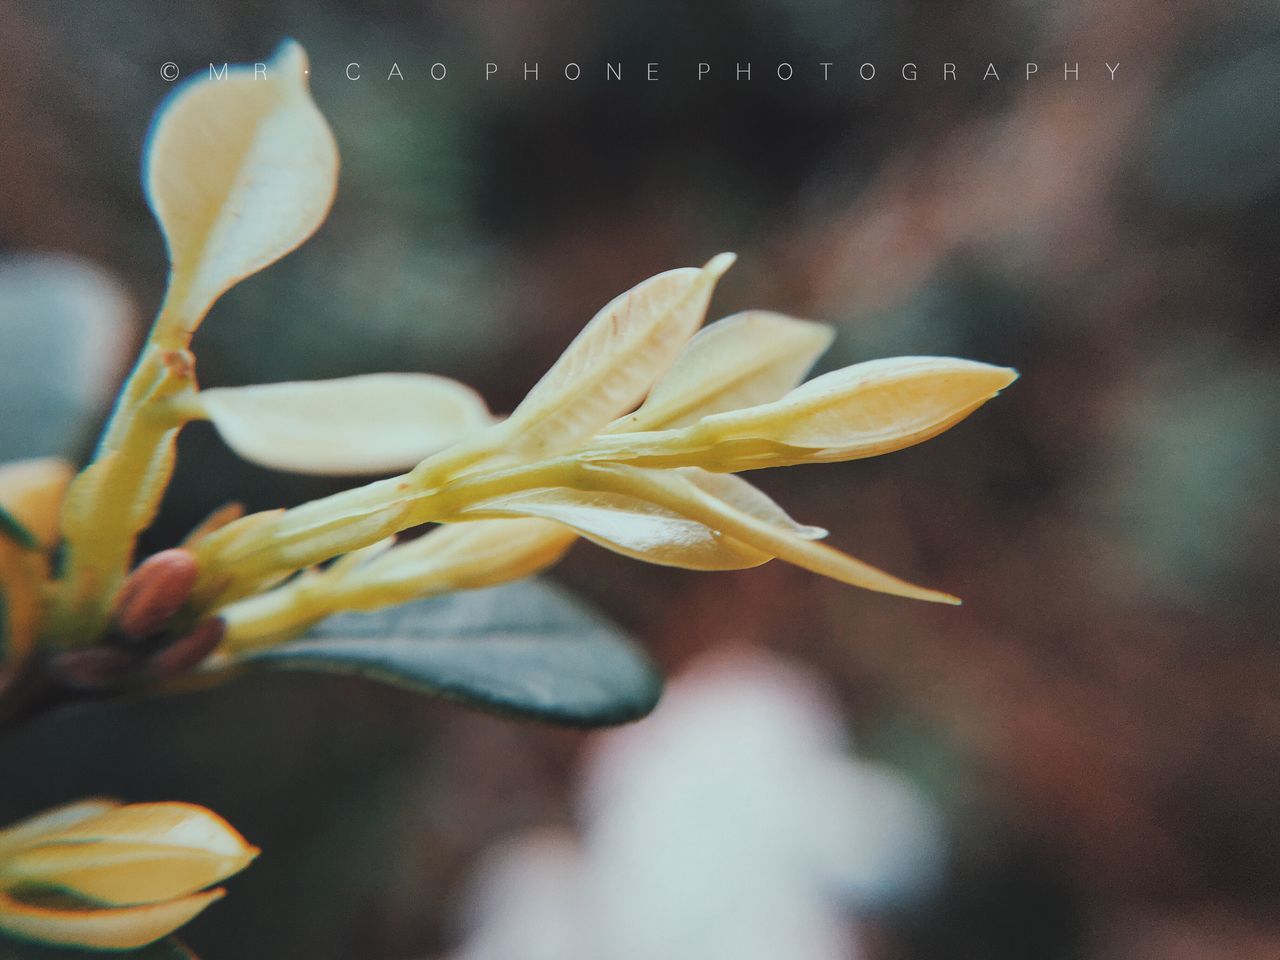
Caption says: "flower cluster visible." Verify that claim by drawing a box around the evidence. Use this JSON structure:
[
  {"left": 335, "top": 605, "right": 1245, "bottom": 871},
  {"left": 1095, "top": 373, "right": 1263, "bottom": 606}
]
[{"left": 0, "top": 37, "right": 1015, "bottom": 686}]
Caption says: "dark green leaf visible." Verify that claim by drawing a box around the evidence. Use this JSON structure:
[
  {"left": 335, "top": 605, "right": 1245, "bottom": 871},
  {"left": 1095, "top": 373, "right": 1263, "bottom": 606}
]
[
  {"left": 0, "top": 935, "right": 195, "bottom": 959},
  {"left": 238, "top": 579, "right": 662, "bottom": 726},
  {"left": 0, "top": 506, "right": 36, "bottom": 551}
]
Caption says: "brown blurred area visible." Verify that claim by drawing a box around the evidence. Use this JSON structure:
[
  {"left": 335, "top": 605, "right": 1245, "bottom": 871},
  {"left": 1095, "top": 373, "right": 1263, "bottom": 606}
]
[{"left": 1, "top": 0, "right": 1278, "bottom": 958}]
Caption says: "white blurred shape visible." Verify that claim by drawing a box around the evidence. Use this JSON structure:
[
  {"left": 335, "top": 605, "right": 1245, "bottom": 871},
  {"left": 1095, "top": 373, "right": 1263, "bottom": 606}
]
[
  {"left": 447, "top": 647, "right": 946, "bottom": 960},
  {"left": 453, "top": 830, "right": 589, "bottom": 960},
  {"left": 579, "top": 649, "right": 855, "bottom": 960},
  {"left": 803, "top": 756, "right": 946, "bottom": 911}
]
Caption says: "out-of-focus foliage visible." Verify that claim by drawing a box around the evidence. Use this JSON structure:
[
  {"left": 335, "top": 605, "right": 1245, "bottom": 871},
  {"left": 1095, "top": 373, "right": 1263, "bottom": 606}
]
[
  {"left": 1142, "top": 33, "right": 1280, "bottom": 210},
  {"left": 0, "top": 257, "right": 131, "bottom": 462}
]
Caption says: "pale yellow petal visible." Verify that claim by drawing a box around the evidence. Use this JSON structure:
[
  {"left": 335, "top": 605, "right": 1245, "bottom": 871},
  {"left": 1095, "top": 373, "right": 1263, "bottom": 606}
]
[
  {"left": 219, "top": 520, "right": 576, "bottom": 650},
  {"left": 195, "top": 374, "right": 493, "bottom": 475},
  {"left": 577, "top": 464, "right": 960, "bottom": 604},
  {"left": 344, "top": 519, "right": 577, "bottom": 602},
  {"left": 145, "top": 40, "right": 338, "bottom": 331},
  {"left": 702, "top": 356, "right": 1017, "bottom": 459},
  {"left": 614, "top": 311, "right": 834, "bottom": 431},
  {"left": 36, "top": 803, "right": 254, "bottom": 861},
  {"left": 458, "top": 464, "right": 828, "bottom": 571},
  {"left": 674, "top": 469, "right": 826, "bottom": 539},
  {"left": 0, "top": 802, "right": 256, "bottom": 910},
  {"left": 580, "top": 356, "right": 1016, "bottom": 472},
  {"left": 0, "top": 840, "right": 253, "bottom": 906},
  {"left": 462, "top": 487, "right": 773, "bottom": 571},
  {"left": 0, "top": 458, "right": 74, "bottom": 549},
  {"left": 484, "top": 254, "right": 735, "bottom": 461},
  {"left": 0, "top": 801, "right": 120, "bottom": 861},
  {"left": 0, "top": 887, "right": 221, "bottom": 950}
]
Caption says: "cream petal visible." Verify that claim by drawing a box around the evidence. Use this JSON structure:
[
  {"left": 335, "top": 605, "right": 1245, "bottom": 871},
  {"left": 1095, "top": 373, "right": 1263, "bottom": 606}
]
[
  {"left": 485, "top": 255, "right": 735, "bottom": 462},
  {"left": 0, "top": 801, "right": 119, "bottom": 861},
  {"left": 463, "top": 487, "right": 772, "bottom": 571},
  {"left": 615, "top": 311, "right": 834, "bottom": 431},
  {"left": 145, "top": 40, "right": 338, "bottom": 329},
  {"left": 2, "top": 802, "right": 258, "bottom": 905},
  {"left": 580, "top": 357, "right": 1016, "bottom": 472},
  {"left": 341, "top": 519, "right": 577, "bottom": 602},
  {"left": 703, "top": 356, "right": 1017, "bottom": 457},
  {"left": 196, "top": 373, "right": 493, "bottom": 475},
  {"left": 576, "top": 465, "right": 960, "bottom": 604}
]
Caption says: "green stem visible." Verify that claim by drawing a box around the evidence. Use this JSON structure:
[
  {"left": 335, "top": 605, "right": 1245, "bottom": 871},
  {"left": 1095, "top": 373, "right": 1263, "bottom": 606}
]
[
  {"left": 192, "top": 458, "right": 582, "bottom": 612},
  {"left": 49, "top": 294, "right": 201, "bottom": 646}
]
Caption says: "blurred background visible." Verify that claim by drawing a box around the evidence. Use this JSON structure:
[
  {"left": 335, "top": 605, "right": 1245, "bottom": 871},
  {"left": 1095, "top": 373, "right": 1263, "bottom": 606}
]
[{"left": 1, "top": 0, "right": 1279, "bottom": 957}]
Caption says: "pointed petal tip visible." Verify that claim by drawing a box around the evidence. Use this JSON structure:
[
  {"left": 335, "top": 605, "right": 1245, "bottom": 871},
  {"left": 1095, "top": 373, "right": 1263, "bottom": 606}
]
[
  {"left": 704, "top": 252, "right": 737, "bottom": 278},
  {"left": 900, "top": 585, "right": 962, "bottom": 605},
  {"left": 273, "top": 37, "right": 305, "bottom": 62},
  {"left": 966, "top": 361, "right": 1019, "bottom": 399},
  {"left": 271, "top": 39, "right": 310, "bottom": 82}
]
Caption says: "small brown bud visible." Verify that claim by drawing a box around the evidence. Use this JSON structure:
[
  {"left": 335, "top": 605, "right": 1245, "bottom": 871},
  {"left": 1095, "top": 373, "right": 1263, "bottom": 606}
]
[
  {"left": 146, "top": 618, "right": 226, "bottom": 678},
  {"left": 114, "top": 549, "right": 199, "bottom": 642},
  {"left": 52, "top": 647, "right": 138, "bottom": 691}
]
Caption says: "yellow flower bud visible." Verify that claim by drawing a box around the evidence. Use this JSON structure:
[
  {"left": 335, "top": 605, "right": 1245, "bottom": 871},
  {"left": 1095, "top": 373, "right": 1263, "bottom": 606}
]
[
  {"left": 0, "top": 800, "right": 257, "bottom": 950},
  {"left": 582, "top": 356, "right": 1019, "bottom": 472}
]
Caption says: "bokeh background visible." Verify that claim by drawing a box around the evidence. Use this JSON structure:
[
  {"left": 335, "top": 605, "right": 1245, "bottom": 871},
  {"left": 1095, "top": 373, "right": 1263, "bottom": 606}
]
[{"left": 2, "top": 0, "right": 1279, "bottom": 957}]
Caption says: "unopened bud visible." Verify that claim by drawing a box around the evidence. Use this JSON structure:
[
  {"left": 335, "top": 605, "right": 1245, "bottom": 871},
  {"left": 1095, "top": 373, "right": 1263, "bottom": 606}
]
[{"left": 114, "top": 549, "right": 199, "bottom": 641}]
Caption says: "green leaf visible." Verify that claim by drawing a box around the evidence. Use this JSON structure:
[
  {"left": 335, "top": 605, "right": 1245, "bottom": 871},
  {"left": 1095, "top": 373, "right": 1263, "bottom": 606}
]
[
  {"left": 0, "top": 934, "right": 195, "bottom": 959},
  {"left": 0, "top": 506, "right": 35, "bottom": 551},
  {"left": 237, "top": 579, "right": 661, "bottom": 726}
]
